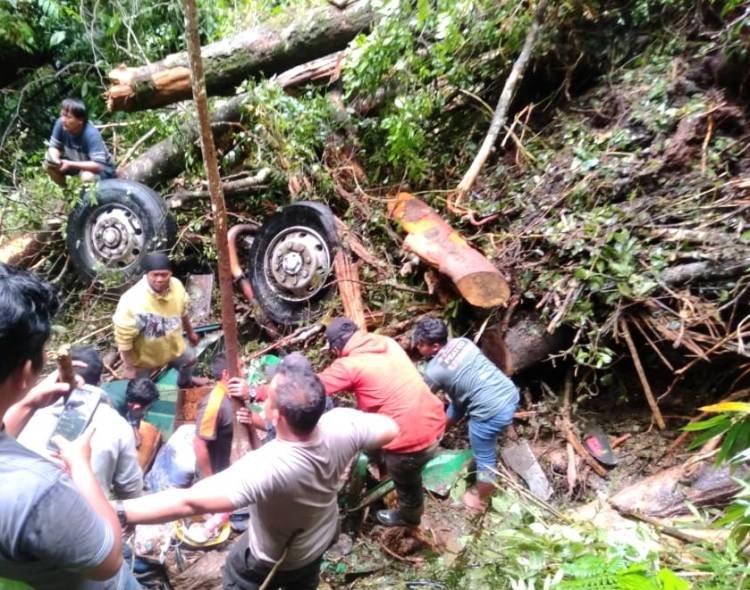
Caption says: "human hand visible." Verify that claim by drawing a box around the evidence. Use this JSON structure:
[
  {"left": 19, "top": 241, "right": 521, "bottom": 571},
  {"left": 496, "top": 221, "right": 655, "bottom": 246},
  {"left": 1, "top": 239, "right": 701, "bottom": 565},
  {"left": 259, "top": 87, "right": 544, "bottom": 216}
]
[
  {"left": 58, "top": 159, "right": 74, "bottom": 173},
  {"left": 236, "top": 407, "right": 255, "bottom": 425},
  {"left": 227, "top": 377, "right": 250, "bottom": 400},
  {"left": 187, "top": 331, "right": 200, "bottom": 347},
  {"left": 51, "top": 426, "right": 95, "bottom": 473},
  {"left": 23, "top": 368, "right": 85, "bottom": 410}
]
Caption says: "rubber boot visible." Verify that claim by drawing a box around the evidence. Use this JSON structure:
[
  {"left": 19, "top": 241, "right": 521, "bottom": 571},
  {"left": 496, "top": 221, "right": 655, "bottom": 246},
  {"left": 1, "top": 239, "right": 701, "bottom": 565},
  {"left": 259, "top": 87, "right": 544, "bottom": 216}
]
[{"left": 375, "top": 506, "right": 422, "bottom": 527}]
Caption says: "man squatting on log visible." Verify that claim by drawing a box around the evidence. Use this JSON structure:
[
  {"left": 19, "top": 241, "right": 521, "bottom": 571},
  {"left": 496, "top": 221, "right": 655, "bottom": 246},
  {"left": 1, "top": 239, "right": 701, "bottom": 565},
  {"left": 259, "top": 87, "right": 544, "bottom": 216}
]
[
  {"left": 44, "top": 97, "right": 117, "bottom": 186},
  {"left": 413, "top": 316, "right": 520, "bottom": 510},
  {"left": 116, "top": 354, "right": 399, "bottom": 590}
]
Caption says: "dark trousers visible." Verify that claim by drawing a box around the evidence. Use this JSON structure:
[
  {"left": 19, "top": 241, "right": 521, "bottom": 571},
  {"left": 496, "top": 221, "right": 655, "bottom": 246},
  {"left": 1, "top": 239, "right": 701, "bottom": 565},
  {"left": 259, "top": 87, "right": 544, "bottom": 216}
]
[
  {"left": 223, "top": 531, "right": 322, "bottom": 590},
  {"left": 383, "top": 442, "right": 438, "bottom": 521}
]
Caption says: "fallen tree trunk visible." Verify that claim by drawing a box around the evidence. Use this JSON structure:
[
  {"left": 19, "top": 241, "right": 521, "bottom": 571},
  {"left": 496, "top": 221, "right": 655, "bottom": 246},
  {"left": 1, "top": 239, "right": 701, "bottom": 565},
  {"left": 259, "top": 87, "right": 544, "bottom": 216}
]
[
  {"left": 609, "top": 460, "right": 746, "bottom": 518},
  {"left": 659, "top": 257, "right": 750, "bottom": 286},
  {"left": 118, "top": 52, "right": 344, "bottom": 186},
  {"left": 479, "top": 313, "right": 569, "bottom": 375},
  {"left": 387, "top": 192, "right": 510, "bottom": 308},
  {"left": 106, "top": 1, "right": 373, "bottom": 112},
  {"left": 166, "top": 168, "right": 272, "bottom": 208}
]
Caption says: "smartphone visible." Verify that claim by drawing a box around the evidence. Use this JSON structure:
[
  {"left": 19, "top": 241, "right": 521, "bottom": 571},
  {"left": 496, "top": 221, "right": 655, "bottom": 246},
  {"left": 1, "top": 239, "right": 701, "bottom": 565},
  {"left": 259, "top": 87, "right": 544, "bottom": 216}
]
[{"left": 47, "top": 388, "right": 101, "bottom": 451}]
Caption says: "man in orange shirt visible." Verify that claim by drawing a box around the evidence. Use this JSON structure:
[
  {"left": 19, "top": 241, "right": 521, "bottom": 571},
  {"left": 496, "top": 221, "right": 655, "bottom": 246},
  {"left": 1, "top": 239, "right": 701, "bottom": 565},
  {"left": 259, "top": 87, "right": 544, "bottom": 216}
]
[{"left": 318, "top": 317, "right": 446, "bottom": 527}]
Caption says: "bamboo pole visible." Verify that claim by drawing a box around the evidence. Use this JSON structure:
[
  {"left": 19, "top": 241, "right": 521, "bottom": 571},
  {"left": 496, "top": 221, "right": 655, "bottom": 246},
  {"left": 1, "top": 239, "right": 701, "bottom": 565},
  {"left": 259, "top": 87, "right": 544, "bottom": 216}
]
[{"left": 182, "top": 0, "right": 258, "bottom": 457}]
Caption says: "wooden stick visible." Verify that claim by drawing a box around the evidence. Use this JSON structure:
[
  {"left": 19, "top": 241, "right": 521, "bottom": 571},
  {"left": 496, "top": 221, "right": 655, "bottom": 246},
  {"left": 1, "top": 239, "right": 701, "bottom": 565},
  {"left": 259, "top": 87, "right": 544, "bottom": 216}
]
[
  {"left": 56, "top": 345, "right": 77, "bottom": 390},
  {"left": 613, "top": 507, "right": 703, "bottom": 544},
  {"left": 620, "top": 318, "right": 666, "bottom": 430},
  {"left": 454, "top": 0, "right": 548, "bottom": 202},
  {"left": 182, "top": 0, "right": 256, "bottom": 454},
  {"left": 566, "top": 442, "right": 577, "bottom": 495},
  {"left": 559, "top": 371, "right": 609, "bottom": 478}
]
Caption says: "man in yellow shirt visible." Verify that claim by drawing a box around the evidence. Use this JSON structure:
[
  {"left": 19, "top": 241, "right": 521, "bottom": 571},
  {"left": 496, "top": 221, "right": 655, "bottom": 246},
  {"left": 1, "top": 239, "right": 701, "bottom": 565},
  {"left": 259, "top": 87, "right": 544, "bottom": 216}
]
[{"left": 113, "top": 252, "right": 200, "bottom": 387}]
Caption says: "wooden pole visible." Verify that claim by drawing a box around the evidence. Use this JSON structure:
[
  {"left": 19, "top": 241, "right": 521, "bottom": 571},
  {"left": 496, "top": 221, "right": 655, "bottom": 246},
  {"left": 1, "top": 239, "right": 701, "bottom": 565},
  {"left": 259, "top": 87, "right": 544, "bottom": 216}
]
[{"left": 182, "top": 0, "right": 258, "bottom": 456}]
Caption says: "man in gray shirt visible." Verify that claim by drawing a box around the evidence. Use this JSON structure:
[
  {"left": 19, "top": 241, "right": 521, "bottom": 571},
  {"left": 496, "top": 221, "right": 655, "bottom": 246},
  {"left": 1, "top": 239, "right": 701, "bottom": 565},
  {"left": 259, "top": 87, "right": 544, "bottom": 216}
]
[
  {"left": 0, "top": 264, "right": 136, "bottom": 589},
  {"left": 118, "top": 356, "right": 398, "bottom": 590},
  {"left": 413, "top": 317, "right": 519, "bottom": 510},
  {"left": 17, "top": 346, "right": 143, "bottom": 500}
]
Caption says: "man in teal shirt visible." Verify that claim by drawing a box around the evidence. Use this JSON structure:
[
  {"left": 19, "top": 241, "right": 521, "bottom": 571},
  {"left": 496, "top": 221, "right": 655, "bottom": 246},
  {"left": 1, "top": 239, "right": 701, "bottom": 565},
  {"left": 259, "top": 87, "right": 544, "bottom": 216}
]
[{"left": 413, "top": 317, "right": 519, "bottom": 510}]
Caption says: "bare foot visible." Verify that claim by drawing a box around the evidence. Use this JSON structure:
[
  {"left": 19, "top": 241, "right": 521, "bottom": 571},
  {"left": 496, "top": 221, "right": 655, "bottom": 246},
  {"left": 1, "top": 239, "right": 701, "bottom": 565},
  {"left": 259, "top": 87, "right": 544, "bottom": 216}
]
[{"left": 462, "top": 489, "right": 487, "bottom": 511}]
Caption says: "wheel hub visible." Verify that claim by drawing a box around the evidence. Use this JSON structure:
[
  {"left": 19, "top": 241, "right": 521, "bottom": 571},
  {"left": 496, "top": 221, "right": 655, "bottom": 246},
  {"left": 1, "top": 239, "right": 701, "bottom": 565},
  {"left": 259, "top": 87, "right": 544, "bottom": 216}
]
[
  {"left": 88, "top": 206, "right": 145, "bottom": 268},
  {"left": 266, "top": 227, "right": 331, "bottom": 301}
]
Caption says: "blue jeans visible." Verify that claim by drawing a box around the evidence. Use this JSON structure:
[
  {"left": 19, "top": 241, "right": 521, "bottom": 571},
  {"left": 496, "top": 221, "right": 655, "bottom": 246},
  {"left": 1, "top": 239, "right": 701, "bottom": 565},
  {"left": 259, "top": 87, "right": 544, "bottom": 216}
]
[{"left": 448, "top": 403, "right": 516, "bottom": 483}]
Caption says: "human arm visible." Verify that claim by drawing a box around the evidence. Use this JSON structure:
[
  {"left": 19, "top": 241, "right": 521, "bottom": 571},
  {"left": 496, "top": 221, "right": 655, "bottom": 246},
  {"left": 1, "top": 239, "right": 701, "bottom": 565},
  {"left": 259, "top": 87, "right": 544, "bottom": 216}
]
[
  {"left": 59, "top": 159, "right": 104, "bottom": 174},
  {"left": 119, "top": 476, "right": 236, "bottom": 525},
  {"left": 112, "top": 420, "right": 144, "bottom": 499},
  {"left": 3, "top": 370, "right": 71, "bottom": 437},
  {"left": 113, "top": 302, "right": 139, "bottom": 378},
  {"left": 317, "top": 359, "right": 355, "bottom": 396},
  {"left": 359, "top": 412, "right": 399, "bottom": 451},
  {"left": 182, "top": 314, "right": 200, "bottom": 347},
  {"left": 54, "top": 429, "right": 123, "bottom": 580},
  {"left": 193, "top": 435, "right": 213, "bottom": 478}
]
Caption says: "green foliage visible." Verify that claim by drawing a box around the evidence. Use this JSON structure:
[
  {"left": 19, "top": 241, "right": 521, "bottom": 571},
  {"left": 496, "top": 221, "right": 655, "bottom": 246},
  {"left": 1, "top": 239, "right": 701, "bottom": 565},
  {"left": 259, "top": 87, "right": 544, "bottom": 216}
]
[
  {"left": 436, "top": 487, "right": 690, "bottom": 589},
  {"left": 686, "top": 402, "right": 750, "bottom": 549},
  {"left": 344, "top": 0, "right": 532, "bottom": 182},
  {"left": 238, "top": 81, "right": 340, "bottom": 197}
]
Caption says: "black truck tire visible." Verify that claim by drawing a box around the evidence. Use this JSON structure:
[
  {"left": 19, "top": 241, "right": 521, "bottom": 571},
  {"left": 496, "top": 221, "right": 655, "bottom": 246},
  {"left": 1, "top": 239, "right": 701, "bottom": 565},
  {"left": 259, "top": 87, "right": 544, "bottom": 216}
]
[
  {"left": 246, "top": 201, "right": 339, "bottom": 325},
  {"left": 66, "top": 179, "right": 176, "bottom": 287}
]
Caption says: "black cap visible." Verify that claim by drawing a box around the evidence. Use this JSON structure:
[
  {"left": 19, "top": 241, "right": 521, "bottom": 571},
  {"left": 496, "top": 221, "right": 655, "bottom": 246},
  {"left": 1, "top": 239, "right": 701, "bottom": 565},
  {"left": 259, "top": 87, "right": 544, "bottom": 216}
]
[
  {"left": 142, "top": 252, "right": 172, "bottom": 272},
  {"left": 325, "top": 317, "right": 358, "bottom": 352}
]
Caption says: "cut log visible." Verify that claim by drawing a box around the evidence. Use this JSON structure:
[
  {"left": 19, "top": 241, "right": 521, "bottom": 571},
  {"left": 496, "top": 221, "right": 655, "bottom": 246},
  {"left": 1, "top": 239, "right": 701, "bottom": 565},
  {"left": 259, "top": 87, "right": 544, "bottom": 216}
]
[
  {"left": 387, "top": 192, "right": 510, "bottom": 308},
  {"left": 609, "top": 460, "right": 746, "bottom": 518},
  {"left": 118, "top": 52, "right": 344, "bottom": 187},
  {"left": 479, "top": 313, "right": 569, "bottom": 375},
  {"left": 106, "top": 1, "right": 374, "bottom": 112},
  {"left": 0, "top": 234, "right": 44, "bottom": 267}
]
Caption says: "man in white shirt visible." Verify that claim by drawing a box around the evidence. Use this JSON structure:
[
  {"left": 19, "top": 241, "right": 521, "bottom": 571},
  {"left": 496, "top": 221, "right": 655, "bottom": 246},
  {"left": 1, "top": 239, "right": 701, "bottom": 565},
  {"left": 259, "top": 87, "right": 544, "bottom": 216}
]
[
  {"left": 17, "top": 346, "right": 143, "bottom": 499},
  {"left": 117, "top": 356, "right": 398, "bottom": 589}
]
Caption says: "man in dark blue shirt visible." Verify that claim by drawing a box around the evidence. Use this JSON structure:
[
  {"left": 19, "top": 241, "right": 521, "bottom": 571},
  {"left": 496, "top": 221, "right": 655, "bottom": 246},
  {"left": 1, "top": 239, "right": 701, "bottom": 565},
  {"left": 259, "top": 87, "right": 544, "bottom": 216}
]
[
  {"left": 413, "top": 317, "right": 519, "bottom": 510},
  {"left": 45, "top": 98, "right": 116, "bottom": 186}
]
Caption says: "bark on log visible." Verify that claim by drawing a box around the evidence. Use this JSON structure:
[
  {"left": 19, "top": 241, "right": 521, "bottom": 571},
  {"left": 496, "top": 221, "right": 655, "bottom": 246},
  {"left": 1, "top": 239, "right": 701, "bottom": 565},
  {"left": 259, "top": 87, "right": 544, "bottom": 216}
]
[
  {"left": 387, "top": 192, "right": 510, "bottom": 308},
  {"left": 479, "top": 313, "right": 569, "bottom": 375},
  {"left": 659, "top": 257, "right": 750, "bottom": 286},
  {"left": 166, "top": 168, "right": 272, "bottom": 208},
  {"left": 609, "top": 460, "right": 746, "bottom": 517},
  {"left": 333, "top": 249, "right": 366, "bottom": 328},
  {"left": 118, "top": 52, "right": 344, "bottom": 187},
  {"left": 106, "top": 1, "right": 373, "bottom": 112}
]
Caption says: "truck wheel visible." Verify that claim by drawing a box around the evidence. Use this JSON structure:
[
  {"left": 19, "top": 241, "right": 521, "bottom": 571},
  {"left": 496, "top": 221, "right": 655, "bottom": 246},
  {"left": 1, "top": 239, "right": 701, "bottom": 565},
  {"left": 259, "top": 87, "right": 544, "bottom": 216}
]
[
  {"left": 246, "top": 201, "right": 339, "bottom": 325},
  {"left": 66, "top": 179, "right": 176, "bottom": 287}
]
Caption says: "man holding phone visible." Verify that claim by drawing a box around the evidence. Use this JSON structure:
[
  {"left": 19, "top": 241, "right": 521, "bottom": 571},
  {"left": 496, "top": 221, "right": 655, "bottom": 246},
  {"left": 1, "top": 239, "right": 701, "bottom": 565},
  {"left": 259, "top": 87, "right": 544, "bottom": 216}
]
[
  {"left": 17, "top": 347, "right": 144, "bottom": 500},
  {"left": 0, "top": 264, "right": 137, "bottom": 589}
]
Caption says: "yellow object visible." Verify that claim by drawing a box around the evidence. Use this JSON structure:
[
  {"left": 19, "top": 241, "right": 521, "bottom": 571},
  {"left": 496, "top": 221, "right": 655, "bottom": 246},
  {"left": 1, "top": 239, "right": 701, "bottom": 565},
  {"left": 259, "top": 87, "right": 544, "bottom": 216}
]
[
  {"left": 198, "top": 382, "right": 228, "bottom": 439},
  {"left": 174, "top": 517, "right": 231, "bottom": 549},
  {"left": 699, "top": 401, "right": 750, "bottom": 414},
  {"left": 113, "top": 276, "right": 188, "bottom": 369}
]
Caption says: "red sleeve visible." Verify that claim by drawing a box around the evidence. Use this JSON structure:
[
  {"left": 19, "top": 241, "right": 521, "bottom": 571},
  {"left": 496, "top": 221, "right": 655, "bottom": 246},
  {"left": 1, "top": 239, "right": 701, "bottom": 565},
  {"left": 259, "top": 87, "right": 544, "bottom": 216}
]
[{"left": 317, "top": 359, "right": 355, "bottom": 396}]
